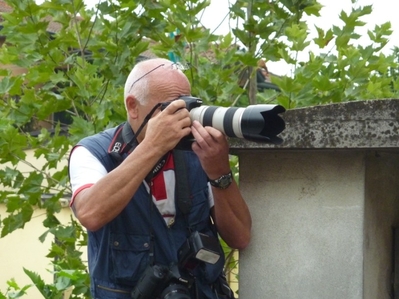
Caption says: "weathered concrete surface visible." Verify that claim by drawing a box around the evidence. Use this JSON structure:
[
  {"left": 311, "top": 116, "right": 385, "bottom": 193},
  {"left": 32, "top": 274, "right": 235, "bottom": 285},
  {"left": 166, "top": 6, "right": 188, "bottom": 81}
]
[
  {"left": 230, "top": 99, "right": 399, "bottom": 150},
  {"left": 237, "top": 151, "right": 366, "bottom": 299},
  {"left": 228, "top": 99, "right": 399, "bottom": 299}
]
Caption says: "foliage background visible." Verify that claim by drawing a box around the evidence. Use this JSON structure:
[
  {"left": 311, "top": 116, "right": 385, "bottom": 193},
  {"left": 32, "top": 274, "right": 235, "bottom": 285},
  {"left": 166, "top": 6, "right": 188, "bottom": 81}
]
[{"left": 0, "top": 0, "right": 398, "bottom": 297}]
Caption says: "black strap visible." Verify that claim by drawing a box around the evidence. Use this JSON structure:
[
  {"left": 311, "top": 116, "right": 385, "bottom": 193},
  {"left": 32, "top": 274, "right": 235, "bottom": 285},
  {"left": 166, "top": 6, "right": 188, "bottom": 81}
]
[
  {"left": 107, "top": 122, "right": 137, "bottom": 164},
  {"left": 173, "top": 149, "right": 192, "bottom": 225},
  {"left": 108, "top": 103, "right": 162, "bottom": 164}
]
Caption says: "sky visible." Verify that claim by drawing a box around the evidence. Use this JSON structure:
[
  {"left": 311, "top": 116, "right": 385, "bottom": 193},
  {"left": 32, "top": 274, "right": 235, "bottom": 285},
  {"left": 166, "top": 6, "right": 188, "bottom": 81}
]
[{"left": 44, "top": 0, "right": 399, "bottom": 76}]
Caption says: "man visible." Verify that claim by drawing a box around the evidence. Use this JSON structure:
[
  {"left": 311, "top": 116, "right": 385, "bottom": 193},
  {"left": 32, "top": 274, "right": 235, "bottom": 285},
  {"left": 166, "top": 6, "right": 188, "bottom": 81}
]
[{"left": 68, "top": 58, "right": 252, "bottom": 299}]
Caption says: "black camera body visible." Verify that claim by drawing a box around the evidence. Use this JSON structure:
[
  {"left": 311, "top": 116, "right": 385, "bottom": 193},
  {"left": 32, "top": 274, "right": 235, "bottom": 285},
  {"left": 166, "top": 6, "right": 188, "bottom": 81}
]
[
  {"left": 160, "top": 96, "right": 202, "bottom": 150},
  {"left": 160, "top": 96, "right": 202, "bottom": 112},
  {"left": 130, "top": 263, "right": 191, "bottom": 299},
  {"left": 131, "top": 232, "right": 221, "bottom": 299}
]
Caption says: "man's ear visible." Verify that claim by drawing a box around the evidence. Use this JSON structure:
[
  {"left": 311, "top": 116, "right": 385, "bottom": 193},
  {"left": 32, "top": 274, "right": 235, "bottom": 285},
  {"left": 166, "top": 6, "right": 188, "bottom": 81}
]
[{"left": 126, "top": 95, "right": 139, "bottom": 119}]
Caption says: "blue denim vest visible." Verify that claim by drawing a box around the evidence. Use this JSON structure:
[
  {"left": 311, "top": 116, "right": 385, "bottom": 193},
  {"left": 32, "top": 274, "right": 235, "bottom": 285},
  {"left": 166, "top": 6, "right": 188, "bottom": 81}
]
[{"left": 75, "top": 125, "right": 225, "bottom": 299}]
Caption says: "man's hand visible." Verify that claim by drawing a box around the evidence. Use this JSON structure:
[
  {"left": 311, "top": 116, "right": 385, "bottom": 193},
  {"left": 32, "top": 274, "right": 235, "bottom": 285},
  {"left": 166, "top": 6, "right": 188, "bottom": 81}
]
[
  {"left": 191, "top": 120, "right": 230, "bottom": 179},
  {"left": 144, "top": 100, "right": 192, "bottom": 153},
  {"left": 191, "top": 120, "right": 252, "bottom": 250}
]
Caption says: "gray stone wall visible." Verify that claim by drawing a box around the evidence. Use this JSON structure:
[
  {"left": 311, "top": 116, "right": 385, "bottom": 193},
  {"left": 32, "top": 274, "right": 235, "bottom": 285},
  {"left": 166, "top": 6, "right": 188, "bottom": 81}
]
[
  {"left": 364, "top": 152, "right": 399, "bottom": 298},
  {"left": 230, "top": 99, "right": 399, "bottom": 150},
  {"left": 230, "top": 99, "right": 399, "bottom": 299}
]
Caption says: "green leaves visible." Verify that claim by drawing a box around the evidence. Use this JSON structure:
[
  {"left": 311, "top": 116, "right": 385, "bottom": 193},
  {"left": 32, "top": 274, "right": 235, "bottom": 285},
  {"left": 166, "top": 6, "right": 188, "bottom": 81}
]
[
  {"left": 270, "top": 2, "right": 399, "bottom": 108},
  {"left": 1, "top": 199, "right": 34, "bottom": 237},
  {"left": 0, "top": 126, "right": 27, "bottom": 165},
  {"left": 313, "top": 26, "right": 334, "bottom": 48},
  {"left": 22, "top": 268, "right": 87, "bottom": 299},
  {"left": 285, "top": 24, "right": 310, "bottom": 52},
  {"left": 0, "top": 278, "right": 31, "bottom": 299}
]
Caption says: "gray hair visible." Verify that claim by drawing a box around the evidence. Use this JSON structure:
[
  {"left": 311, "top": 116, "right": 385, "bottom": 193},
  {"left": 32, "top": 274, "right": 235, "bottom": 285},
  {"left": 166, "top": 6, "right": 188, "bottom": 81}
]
[
  {"left": 124, "top": 62, "right": 150, "bottom": 108},
  {"left": 124, "top": 58, "right": 173, "bottom": 110}
]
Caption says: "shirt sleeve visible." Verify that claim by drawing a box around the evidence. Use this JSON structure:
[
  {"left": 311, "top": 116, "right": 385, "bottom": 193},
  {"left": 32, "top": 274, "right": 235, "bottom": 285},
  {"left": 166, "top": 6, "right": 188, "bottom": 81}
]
[
  {"left": 69, "top": 146, "right": 108, "bottom": 205},
  {"left": 208, "top": 182, "right": 215, "bottom": 208}
]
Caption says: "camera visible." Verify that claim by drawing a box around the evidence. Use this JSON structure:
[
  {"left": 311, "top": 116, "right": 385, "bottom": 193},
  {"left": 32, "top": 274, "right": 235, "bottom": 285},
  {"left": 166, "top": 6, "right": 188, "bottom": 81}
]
[
  {"left": 160, "top": 96, "right": 286, "bottom": 150},
  {"left": 131, "top": 232, "right": 221, "bottom": 299},
  {"left": 130, "top": 263, "right": 191, "bottom": 299}
]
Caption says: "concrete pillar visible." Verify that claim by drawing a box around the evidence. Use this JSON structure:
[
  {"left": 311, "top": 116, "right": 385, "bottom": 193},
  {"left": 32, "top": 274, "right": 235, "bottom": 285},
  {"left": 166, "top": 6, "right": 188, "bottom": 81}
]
[{"left": 230, "top": 99, "right": 399, "bottom": 299}]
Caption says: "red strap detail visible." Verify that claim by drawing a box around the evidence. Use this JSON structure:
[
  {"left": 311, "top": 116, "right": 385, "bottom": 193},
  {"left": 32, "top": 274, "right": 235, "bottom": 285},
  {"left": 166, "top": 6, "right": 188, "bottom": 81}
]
[{"left": 151, "top": 154, "right": 175, "bottom": 201}]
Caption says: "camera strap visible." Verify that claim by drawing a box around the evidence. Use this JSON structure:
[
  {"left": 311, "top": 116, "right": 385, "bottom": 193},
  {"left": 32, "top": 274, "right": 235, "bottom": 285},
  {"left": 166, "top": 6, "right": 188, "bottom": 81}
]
[
  {"left": 108, "top": 103, "right": 163, "bottom": 164},
  {"left": 107, "top": 122, "right": 136, "bottom": 164},
  {"left": 173, "top": 149, "right": 192, "bottom": 230}
]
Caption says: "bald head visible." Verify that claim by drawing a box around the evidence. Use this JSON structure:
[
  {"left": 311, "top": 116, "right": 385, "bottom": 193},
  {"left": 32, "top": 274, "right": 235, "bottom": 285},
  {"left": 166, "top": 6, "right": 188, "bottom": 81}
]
[
  {"left": 124, "top": 58, "right": 191, "bottom": 108},
  {"left": 123, "top": 58, "right": 192, "bottom": 142}
]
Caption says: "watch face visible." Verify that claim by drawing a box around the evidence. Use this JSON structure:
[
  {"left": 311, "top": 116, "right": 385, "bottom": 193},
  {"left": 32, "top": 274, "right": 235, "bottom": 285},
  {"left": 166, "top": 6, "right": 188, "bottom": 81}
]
[
  {"left": 220, "top": 177, "right": 231, "bottom": 188},
  {"left": 211, "top": 172, "right": 233, "bottom": 189}
]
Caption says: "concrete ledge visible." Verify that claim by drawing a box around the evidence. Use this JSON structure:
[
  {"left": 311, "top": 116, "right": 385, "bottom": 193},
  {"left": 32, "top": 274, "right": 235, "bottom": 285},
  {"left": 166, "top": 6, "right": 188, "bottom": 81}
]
[
  {"left": 230, "top": 99, "right": 399, "bottom": 150},
  {"left": 229, "top": 99, "right": 399, "bottom": 299}
]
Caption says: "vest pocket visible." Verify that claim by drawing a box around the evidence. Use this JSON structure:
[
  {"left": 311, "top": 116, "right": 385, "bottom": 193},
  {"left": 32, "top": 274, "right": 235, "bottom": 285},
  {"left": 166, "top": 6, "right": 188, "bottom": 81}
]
[
  {"left": 110, "top": 233, "right": 151, "bottom": 287},
  {"left": 95, "top": 283, "right": 132, "bottom": 299}
]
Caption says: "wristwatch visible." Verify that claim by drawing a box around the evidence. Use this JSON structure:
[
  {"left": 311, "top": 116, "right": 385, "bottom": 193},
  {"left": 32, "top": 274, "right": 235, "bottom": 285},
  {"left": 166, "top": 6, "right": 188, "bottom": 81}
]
[{"left": 209, "top": 171, "right": 233, "bottom": 189}]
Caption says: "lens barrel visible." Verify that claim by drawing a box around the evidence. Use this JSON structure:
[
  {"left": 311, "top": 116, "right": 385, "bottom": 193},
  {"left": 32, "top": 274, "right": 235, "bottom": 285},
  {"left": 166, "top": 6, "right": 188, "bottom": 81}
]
[
  {"left": 190, "top": 104, "right": 285, "bottom": 144},
  {"left": 160, "top": 284, "right": 191, "bottom": 299}
]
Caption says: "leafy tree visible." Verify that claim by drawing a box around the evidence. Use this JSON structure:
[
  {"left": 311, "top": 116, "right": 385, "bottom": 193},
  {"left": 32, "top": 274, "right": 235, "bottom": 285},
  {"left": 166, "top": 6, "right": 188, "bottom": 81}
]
[{"left": 0, "top": 0, "right": 397, "bottom": 298}]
